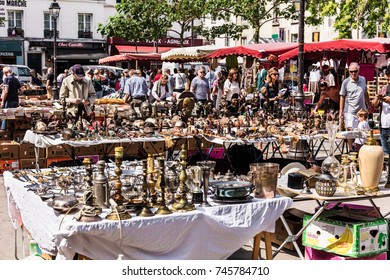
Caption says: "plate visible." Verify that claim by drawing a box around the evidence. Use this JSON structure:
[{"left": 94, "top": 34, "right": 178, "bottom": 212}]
[
  {"left": 47, "top": 201, "right": 81, "bottom": 214},
  {"left": 280, "top": 162, "right": 306, "bottom": 175},
  {"left": 211, "top": 195, "right": 253, "bottom": 204}
]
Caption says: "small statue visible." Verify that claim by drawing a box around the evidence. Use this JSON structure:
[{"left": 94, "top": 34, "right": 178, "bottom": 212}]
[
  {"left": 196, "top": 101, "right": 204, "bottom": 118},
  {"left": 140, "top": 100, "right": 152, "bottom": 120}
]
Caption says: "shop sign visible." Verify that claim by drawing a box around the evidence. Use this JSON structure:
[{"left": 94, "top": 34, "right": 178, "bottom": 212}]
[
  {"left": 58, "top": 42, "right": 84, "bottom": 48},
  {"left": 0, "top": 51, "right": 15, "bottom": 56},
  {"left": 4, "top": 0, "right": 27, "bottom": 7}
]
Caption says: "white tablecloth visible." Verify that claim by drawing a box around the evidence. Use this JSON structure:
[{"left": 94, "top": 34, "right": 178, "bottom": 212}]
[{"left": 4, "top": 171, "right": 292, "bottom": 260}]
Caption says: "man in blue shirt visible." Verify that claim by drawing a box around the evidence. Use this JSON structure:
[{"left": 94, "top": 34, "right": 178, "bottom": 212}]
[
  {"left": 1, "top": 66, "right": 21, "bottom": 131},
  {"left": 123, "top": 69, "right": 148, "bottom": 107}
]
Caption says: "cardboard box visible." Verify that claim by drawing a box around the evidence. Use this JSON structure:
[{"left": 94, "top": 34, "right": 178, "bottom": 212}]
[
  {"left": 172, "top": 138, "right": 188, "bottom": 151},
  {"left": 206, "top": 147, "right": 225, "bottom": 159},
  {"left": 121, "top": 142, "right": 143, "bottom": 156},
  {"left": 143, "top": 141, "right": 165, "bottom": 155},
  {"left": 265, "top": 208, "right": 308, "bottom": 251},
  {"left": 15, "top": 119, "right": 31, "bottom": 130},
  {"left": 20, "top": 158, "right": 47, "bottom": 169},
  {"left": 13, "top": 131, "right": 26, "bottom": 143},
  {"left": 0, "top": 131, "right": 11, "bottom": 141},
  {"left": 0, "top": 141, "right": 19, "bottom": 159},
  {"left": 188, "top": 138, "right": 208, "bottom": 151},
  {"left": 46, "top": 144, "right": 70, "bottom": 158},
  {"left": 20, "top": 143, "right": 46, "bottom": 158},
  {"left": 46, "top": 157, "right": 72, "bottom": 167},
  {"left": 305, "top": 246, "right": 387, "bottom": 260},
  {"left": 74, "top": 146, "right": 98, "bottom": 156},
  {"left": 303, "top": 213, "right": 388, "bottom": 257},
  {"left": 0, "top": 159, "right": 19, "bottom": 174}
]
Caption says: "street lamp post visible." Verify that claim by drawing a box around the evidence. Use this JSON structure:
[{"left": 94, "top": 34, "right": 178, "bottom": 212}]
[
  {"left": 294, "top": 0, "right": 305, "bottom": 112},
  {"left": 49, "top": 0, "right": 61, "bottom": 100}
]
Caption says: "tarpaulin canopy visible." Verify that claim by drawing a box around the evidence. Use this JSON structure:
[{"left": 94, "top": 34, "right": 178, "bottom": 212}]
[
  {"left": 161, "top": 45, "right": 220, "bottom": 62},
  {"left": 99, "top": 53, "right": 161, "bottom": 64},
  {"left": 207, "top": 42, "right": 298, "bottom": 59},
  {"left": 278, "top": 38, "right": 390, "bottom": 63}
]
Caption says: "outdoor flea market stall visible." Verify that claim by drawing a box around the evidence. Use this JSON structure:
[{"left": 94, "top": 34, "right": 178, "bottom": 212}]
[{"left": 1, "top": 39, "right": 390, "bottom": 261}]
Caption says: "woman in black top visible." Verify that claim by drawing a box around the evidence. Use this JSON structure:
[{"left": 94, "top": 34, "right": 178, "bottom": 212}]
[{"left": 262, "top": 67, "right": 279, "bottom": 114}]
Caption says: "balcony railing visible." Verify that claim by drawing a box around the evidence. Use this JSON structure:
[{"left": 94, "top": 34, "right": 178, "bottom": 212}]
[
  {"left": 44, "top": 29, "right": 59, "bottom": 39},
  {"left": 8, "top": 28, "right": 24, "bottom": 37},
  {"left": 78, "top": 30, "right": 92, "bottom": 38}
]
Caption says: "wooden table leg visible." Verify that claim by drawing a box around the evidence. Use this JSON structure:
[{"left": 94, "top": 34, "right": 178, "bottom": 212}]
[{"left": 252, "top": 232, "right": 273, "bottom": 260}]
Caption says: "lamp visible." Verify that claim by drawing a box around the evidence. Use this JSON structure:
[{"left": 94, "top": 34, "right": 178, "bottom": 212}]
[
  {"left": 49, "top": 0, "right": 61, "bottom": 100},
  {"left": 293, "top": 0, "right": 305, "bottom": 112}
]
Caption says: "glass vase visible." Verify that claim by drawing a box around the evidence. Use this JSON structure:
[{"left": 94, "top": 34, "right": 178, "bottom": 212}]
[{"left": 321, "top": 121, "right": 340, "bottom": 177}]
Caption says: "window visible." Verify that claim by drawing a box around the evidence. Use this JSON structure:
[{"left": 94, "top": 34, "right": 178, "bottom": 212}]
[
  {"left": 225, "top": 35, "right": 230, "bottom": 47},
  {"left": 312, "top": 32, "right": 320, "bottom": 42},
  {"left": 43, "top": 12, "right": 59, "bottom": 38},
  {"left": 279, "top": 28, "right": 285, "bottom": 41},
  {"left": 8, "top": 10, "right": 22, "bottom": 29},
  {"left": 78, "top": 13, "right": 92, "bottom": 38},
  {"left": 241, "top": 37, "right": 247, "bottom": 45},
  {"left": 291, "top": 33, "right": 298, "bottom": 42},
  {"left": 8, "top": 10, "right": 23, "bottom": 36}
]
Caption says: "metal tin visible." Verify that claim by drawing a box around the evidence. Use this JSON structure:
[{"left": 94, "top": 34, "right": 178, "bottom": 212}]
[{"left": 211, "top": 181, "right": 253, "bottom": 199}]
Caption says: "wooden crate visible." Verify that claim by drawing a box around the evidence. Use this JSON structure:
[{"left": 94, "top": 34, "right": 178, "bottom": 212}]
[
  {"left": 20, "top": 158, "right": 47, "bottom": 169},
  {"left": 20, "top": 143, "right": 46, "bottom": 158}
]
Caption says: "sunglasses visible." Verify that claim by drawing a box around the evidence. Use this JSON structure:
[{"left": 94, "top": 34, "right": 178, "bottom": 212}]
[{"left": 349, "top": 70, "right": 358, "bottom": 74}]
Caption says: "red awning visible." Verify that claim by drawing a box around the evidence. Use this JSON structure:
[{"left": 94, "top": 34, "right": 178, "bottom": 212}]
[
  {"left": 99, "top": 53, "right": 161, "bottom": 64},
  {"left": 115, "top": 45, "right": 174, "bottom": 54},
  {"left": 279, "top": 38, "right": 390, "bottom": 63},
  {"left": 207, "top": 42, "right": 298, "bottom": 59}
]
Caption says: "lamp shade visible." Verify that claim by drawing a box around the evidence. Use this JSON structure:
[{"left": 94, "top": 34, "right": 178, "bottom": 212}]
[{"left": 49, "top": 1, "right": 61, "bottom": 18}]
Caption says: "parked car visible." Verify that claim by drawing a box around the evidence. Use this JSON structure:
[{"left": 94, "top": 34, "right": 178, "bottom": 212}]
[{"left": 0, "top": 64, "right": 31, "bottom": 84}]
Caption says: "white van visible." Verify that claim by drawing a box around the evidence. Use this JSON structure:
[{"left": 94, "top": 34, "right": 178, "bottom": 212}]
[{"left": 0, "top": 64, "right": 31, "bottom": 84}]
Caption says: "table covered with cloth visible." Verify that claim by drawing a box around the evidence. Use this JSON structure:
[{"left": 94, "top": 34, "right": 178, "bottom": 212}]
[{"left": 4, "top": 171, "right": 292, "bottom": 260}]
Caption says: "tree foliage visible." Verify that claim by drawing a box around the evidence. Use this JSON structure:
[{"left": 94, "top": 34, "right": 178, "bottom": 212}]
[
  {"left": 199, "top": 0, "right": 298, "bottom": 43},
  {"left": 306, "top": 0, "right": 390, "bottom": 38},
  {"left": 97, "top": 0, "right": 171, "bottom": 52}
]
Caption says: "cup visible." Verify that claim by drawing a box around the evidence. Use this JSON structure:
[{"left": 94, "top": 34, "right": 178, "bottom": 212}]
[
  {"left": 287, "top": 172, "right": 305, "bottom": 189},
  {"left": 249, "top": 162, "right": 279, "bottom": 199}
]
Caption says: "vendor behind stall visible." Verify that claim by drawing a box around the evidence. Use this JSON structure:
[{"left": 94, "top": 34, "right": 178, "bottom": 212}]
[
  {"left": 59, "top": 64, "right": 96, "bottom": 120},
  {"left": 29, "top": 69, "right": 43, "bottom": 87}
]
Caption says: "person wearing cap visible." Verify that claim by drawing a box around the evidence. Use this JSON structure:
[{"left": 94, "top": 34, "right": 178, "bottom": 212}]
[{"left": 59, "top": 64, "right": 96, "bottom": 119}]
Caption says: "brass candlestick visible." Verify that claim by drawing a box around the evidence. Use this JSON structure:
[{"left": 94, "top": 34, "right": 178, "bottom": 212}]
[
  {"left": 137, "top": 160, "right": 155, "bottom": 217},
  {"left": 106, "top": 146, "right": 131, "bottom": 220},
  {"left": 147, "top": 154, "right": 158, "bottom": 208},
  {"left": 172, "top": 144, "right": 195, "bottom": 212},
  {"left": 155, "top": 158, "right": 172, "bottom": 215},
  {"left": 82, "top": 157, "right": 102, "bottom": 215}
]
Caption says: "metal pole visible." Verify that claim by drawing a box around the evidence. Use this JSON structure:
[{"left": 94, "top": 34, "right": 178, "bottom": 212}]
[
  {"left": 53, "top": 16, "right": 57, "bottom": 99},
  {"left": 294, "top": 0, "right": 305, "bottom": 112}
]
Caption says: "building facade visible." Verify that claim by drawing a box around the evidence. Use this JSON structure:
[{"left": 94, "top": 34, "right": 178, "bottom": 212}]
[{"left": 0, "top": 0, "right": 112, "bottom": 73}]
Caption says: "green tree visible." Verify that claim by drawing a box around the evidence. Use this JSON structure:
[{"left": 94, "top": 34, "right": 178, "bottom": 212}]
[
  {"left": 198, "top": 0, "right": 298, "bottom": 43},
  {"left": 306, "top": 0, "right": 390, "bottom": 39},
  {"left": 97, "top": 0, "right": 171, "bottom": 52},
  {"left": 167, "top": 0, "right": 209, "bottom": 46}
]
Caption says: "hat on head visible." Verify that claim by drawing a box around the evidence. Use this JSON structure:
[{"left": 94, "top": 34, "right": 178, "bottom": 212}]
[{"left": 71, "top": 64, "right": 85, "bottom": 78}]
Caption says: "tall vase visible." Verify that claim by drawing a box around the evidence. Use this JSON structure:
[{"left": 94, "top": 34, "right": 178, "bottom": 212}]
[
  {"left": 321, "top": 121, "right": 340, "bottom": 177},
  {"left": 358, "top": 130, "right": 384, "bottom": 192}
]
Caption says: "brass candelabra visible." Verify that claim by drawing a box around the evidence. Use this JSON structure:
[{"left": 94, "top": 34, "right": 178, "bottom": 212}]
[
  {"left": 106, "top": 146, "right": 131, "bottom": 220},
  {"left": 155, "top": 158, "right": 172, "bottom": 215},
  {"left": 137, "top": 159, "right": 155, "bottom": 217},
  {"left": 172, "top": 144, "right": 195, "bottom": 212}
]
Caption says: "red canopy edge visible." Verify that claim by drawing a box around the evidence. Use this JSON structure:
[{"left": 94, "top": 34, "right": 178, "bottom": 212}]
[
  {"left": 207, "top": 42, "right": 298, "bottom": 59},
  {"left": 99, "top": 53, "right": 161, "bottom": 64},
  {"left": 278, "top": 38, "right": 390, "bottom": 63}
]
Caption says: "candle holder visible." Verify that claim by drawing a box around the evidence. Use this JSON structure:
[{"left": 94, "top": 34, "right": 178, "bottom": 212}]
[
  {"left": 106, "top": 146, "right": 131, "bottom": 220},
  {"left": 137, "top": 160, "right": 155, "bottom": 217},
  {"left": 155, "top": 158, "right": 172, "bottom": 215},
  {"left": 197, "top": 160, "right": 216, "bottom": 207},
  {"left": 147, "top": 154, "right": 158, "bottom": 208},
  {"left": 172, "top": 144, "right": 195, "bottom": 212}
]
